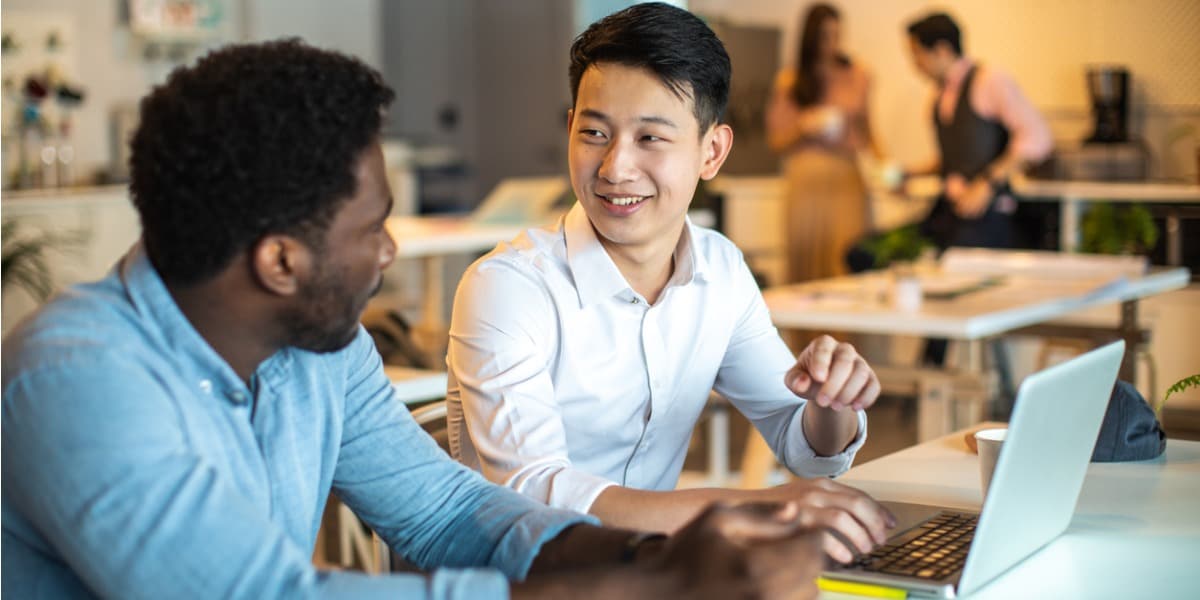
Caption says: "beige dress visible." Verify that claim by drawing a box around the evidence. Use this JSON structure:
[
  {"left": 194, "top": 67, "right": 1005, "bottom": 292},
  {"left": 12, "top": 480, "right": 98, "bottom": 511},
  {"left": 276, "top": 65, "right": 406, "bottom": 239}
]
[{"left": 767, "top": 64, "right": 873, "bottom": 284}]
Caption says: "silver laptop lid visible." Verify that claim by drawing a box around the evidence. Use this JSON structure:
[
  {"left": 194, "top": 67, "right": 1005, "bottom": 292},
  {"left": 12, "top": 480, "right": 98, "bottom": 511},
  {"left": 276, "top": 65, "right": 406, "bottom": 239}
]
[{"left": 958, "top": 340, "right": 1125, "bottom": 595}]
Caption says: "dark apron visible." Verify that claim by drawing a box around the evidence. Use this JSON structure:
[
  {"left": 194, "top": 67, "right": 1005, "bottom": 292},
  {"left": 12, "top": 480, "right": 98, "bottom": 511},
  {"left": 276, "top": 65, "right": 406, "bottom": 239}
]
[{"left": 920, "top": 65, "right": 1015, "bottom": 250}]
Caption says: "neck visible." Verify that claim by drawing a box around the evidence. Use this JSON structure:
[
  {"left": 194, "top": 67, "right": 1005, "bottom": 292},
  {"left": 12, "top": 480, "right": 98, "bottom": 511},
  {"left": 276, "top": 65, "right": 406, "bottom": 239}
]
[
  {"left": 598, "top": 222, "right": 683, "bottom": 305},
  {"left": 167, "top": 276, "right": 278, "bottom": 384},
  {"left": 937, "top": 57, "right": 967, "bottom": 86}
]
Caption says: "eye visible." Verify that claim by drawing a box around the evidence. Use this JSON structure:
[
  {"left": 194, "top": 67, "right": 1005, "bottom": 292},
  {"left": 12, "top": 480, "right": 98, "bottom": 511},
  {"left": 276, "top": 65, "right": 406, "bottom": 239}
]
[
  {"left": 579, "top": 128, "right": 607, "bottom": 142},
  {"left": 640, "top": 134, "right": 665, "bottom": 143}
]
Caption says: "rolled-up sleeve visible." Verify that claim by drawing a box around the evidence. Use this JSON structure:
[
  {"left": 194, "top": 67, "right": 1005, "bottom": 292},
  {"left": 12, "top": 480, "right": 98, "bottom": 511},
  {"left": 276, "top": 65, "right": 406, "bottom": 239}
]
[
  {"left": 713, "top": 259, "right": 866, "bottom": 478},
  {"left": 447, "top": 259, "right": 616, "bottom": 514}
]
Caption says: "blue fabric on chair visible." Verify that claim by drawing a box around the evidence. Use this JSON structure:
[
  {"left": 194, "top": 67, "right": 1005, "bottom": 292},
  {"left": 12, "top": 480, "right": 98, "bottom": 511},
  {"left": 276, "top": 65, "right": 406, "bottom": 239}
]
[{"left": 1091, "top": 380, "right": 1166, "bottom": 462}]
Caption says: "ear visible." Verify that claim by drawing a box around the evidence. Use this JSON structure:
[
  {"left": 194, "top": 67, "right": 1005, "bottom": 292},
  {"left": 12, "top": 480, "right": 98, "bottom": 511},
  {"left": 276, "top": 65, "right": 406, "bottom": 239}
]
[
  {"left": 566, "top": 107, "right": 575, "bottom": 132},
  {"left": 249, "top": 234, "right": 311, "bottom": 297},
  {"left": 698, "top": 123, "right": 734, "bottom": 181}
]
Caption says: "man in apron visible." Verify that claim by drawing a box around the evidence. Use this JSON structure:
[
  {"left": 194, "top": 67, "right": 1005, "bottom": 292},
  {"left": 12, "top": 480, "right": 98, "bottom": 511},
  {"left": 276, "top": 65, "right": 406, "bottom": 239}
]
[
  {"left": 903, "top": 11, "right": 1052, "bottom": 250},
  {"left": 903, "top": 11, "right": 1053, "bottom": 367}
]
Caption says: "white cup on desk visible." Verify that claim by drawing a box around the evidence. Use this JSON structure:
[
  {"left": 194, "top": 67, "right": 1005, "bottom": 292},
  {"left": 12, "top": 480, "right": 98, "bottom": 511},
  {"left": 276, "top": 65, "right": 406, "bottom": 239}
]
[
  {"left": 891, "top": 274, "right": 922, "bottom": 312},
  {"left": 975, "top": 428, "right": 1007, "bottom": 498}
]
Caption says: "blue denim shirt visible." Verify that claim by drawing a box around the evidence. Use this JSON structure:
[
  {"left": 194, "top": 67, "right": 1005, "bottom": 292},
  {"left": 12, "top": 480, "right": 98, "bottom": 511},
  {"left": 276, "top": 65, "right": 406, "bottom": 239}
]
[{"left": 1, "top": 246, "right": 595, "bottom": 599}]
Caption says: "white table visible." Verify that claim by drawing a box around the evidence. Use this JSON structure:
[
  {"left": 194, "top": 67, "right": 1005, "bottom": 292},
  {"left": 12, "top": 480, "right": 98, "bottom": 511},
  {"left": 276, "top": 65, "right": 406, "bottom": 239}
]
[
  {"left": 763, "top": 255, "right": 1189, "bottom": 439},
  {"left": 1014, "top": 178, "right": 1200, "bottom": 264},
  {"left": 906, "top": 175, "right": 1200, "bottom": 264},
  {"left": 386, "top": 215, "right": 530, "bottom": 335},
  {"left": 829, "top": 427, "right": 1200, "bottom": 599},
  {"left": 384, "top": 365, "right": 448, "bottom": 405}
]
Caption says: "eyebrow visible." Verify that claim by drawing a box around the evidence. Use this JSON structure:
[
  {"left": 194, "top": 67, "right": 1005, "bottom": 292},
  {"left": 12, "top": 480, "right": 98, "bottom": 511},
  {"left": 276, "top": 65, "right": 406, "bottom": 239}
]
[{"left": 578, "top": 108, "right": 678, "bottom": 129}]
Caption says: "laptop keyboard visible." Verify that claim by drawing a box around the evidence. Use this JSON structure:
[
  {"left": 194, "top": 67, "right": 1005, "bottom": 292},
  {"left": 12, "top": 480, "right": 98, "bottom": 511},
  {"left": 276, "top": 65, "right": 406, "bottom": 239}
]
[{"left": 853, "top": 511, "right": 978, "bottom": 580}]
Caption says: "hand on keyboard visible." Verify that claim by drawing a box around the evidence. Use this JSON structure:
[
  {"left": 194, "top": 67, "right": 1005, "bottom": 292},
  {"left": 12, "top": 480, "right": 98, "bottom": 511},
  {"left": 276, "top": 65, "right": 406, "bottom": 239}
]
[{"left": 749, "top": 477, "right": 896, "bottom": 564}]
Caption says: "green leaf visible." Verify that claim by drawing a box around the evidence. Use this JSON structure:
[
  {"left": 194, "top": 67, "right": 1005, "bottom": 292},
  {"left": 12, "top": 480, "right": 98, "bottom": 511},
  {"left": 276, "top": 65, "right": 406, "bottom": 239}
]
[{"left": 1165, "top": 374, "right": 1200, "bottom": 402}]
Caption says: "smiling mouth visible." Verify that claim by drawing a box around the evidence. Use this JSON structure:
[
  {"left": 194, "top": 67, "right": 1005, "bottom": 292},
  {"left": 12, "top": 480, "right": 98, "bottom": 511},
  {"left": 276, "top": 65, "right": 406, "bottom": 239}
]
[{"left": 601, "top": 195, "right": 649, "bottom": 207}]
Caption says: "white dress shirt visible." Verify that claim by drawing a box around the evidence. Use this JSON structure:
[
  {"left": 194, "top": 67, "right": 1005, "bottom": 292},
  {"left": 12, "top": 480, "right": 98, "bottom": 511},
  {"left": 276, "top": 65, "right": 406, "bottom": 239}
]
[{"left": 446, "top": 203, "right": 867, "bottom": 514}]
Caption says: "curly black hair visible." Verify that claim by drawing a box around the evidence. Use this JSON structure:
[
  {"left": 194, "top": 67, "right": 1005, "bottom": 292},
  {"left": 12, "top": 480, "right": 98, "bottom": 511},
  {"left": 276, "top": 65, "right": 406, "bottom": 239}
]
[
  {"left": 129, "top": 38, "right": 395, "bottom": 286},
  {"left": 569, "top": 2, "right": 730, "bottom": 134}
]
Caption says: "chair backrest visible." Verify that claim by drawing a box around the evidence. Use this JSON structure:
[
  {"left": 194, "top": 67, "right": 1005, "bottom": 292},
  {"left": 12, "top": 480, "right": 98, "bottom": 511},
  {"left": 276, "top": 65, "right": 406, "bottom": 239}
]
[{"left": 410, "top": 401, "right": 450, "bottom": 455}]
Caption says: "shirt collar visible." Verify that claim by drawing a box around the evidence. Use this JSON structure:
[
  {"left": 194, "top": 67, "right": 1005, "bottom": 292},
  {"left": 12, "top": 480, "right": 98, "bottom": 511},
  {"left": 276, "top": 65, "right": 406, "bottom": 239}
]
[
  {"left": 120, "top": 242, "right": 289, "bottom": 403},
  {"left": 563, "top": 203, "right": 710, "bottom": 308}
]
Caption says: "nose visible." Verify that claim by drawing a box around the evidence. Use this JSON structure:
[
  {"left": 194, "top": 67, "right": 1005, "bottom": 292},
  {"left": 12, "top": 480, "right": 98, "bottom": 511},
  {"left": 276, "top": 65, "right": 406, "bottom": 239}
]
[
  {"left": 597, "top": 139, "right": 637, "bottom": 184},
  {"left": 379, "top": 225, "right": 397, "bottom": 270}
]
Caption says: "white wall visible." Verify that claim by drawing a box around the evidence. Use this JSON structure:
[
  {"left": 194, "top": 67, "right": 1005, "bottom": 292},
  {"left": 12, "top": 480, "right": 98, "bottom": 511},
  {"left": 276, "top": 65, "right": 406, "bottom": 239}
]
[
  {"left": 0, "top": 0, "right": 381, "bottom": 183},
  {"left": 243, "top": 0, "right": 380, "bottom": 69},
  {"left": 692, "top": 0, "right": 1200, "bottom": 181}
]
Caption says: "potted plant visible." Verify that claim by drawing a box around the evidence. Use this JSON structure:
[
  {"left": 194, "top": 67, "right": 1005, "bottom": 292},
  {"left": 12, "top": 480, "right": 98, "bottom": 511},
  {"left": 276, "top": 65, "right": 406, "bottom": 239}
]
[
  {"left": 1078, "top": 202, "right": 1158, "bottom": 256},
  {"left": 2, "top": 218, "right": 83, "bottom": 302}
]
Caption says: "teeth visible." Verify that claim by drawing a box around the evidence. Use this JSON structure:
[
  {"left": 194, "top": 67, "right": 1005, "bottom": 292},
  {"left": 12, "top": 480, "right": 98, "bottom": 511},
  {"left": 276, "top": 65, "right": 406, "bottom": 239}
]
[{"left": 607, "top": 196, "right": 645, "bottom": 206}]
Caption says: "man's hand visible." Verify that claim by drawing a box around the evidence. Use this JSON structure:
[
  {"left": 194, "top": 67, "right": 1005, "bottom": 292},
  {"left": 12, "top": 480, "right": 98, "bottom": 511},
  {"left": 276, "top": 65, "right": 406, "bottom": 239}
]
[
  {"left": 751, "top": 478, "right": 896, "bottom": 564},
  {"left": 786, "top": 335, "right": 881, "bottom": 412},
  {"left": 946, "top": 174, "right": 992, "bottom": 219},
  {"left": 647, "top": 503, "right": 826, "bottom": 599}
]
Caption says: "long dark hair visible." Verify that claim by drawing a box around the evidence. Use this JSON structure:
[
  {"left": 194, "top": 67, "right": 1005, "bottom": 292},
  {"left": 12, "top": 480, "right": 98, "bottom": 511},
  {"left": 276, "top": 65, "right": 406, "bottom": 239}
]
[{"left": 791, "top": 3, "right": 850, "bottom": 107}]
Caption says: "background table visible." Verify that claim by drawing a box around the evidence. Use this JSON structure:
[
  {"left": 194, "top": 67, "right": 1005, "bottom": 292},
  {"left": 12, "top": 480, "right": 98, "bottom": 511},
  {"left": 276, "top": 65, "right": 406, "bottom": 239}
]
[
  {"left": 763, "top": 255, "right": 1188, "bottom": 439},
  {"left": 827, "top": 427, "right": 1200, "bottom": 599}
]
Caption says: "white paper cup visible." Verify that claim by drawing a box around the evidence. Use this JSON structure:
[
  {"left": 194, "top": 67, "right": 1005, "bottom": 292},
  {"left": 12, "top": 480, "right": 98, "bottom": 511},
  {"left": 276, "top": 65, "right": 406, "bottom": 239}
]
[
  {"left": 891, "top": 276, "right": 922, "bottom": 312},
  {"left": 975, "top": 428, "right": 1007, "bottom": 498}
]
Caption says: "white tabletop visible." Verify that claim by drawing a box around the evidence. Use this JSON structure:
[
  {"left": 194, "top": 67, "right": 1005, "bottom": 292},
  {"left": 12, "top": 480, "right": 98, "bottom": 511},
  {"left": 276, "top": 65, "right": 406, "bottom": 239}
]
[
  {"left": 385, "top": 215, "right": 530, "bottom": 259},
  {"left": 833, "top": 430, "right": 1200, "bottom": 599},
  {"left": 384, "top": 365, "right": 448, "bottom": 405},
  {"left": 1016, "top": 178, "right": 1200, "bottom": 203},
  {"left": 905, "top": 175, "right": 1200, "bottom": 203},
  {"left": 763, "top": 266, "right": 1189, "bottom": 340}
]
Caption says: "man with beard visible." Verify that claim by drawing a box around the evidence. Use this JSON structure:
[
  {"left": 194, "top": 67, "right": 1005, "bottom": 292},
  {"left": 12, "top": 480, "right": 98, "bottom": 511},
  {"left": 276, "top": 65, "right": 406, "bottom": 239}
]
[{"left": 1, "top": 40, "right": 826, "bottom": 599}]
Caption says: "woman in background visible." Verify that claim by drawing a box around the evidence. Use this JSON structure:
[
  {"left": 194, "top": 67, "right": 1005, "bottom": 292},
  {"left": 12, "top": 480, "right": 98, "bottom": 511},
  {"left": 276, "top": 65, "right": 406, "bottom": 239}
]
[{"left": 766, "top": 3, "right": 882, "bottom": 283}]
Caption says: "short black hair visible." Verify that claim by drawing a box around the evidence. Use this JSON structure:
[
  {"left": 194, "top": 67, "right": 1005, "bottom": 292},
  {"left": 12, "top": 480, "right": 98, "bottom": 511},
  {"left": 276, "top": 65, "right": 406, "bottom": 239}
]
[
  {"left": 129, "top": 39, "right": 395, "bottom": 286},
  {"left": 907, "top": 12, "right": 962, "bottom": 57},
  {"left": 568, "top": 2, "right": 730, "bottom": 133}
]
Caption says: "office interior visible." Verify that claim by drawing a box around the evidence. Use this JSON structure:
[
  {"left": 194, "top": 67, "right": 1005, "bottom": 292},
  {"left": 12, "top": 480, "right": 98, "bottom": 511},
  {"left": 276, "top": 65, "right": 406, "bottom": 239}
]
[{"left": 2, "top": 0, "right": 1199, "bottom": 576}]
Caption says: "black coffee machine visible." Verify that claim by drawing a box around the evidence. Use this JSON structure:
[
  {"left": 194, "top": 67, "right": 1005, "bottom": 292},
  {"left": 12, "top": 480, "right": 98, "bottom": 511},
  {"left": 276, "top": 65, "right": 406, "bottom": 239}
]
[{"left": 1086, "top": 66, "right": 1129, "bottom": 143}]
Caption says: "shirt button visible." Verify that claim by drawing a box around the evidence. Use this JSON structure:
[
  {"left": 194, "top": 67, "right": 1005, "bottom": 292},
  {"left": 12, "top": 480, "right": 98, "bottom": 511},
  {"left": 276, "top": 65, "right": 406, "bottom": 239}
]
[
  {"left": 198, "top": 379, "right": 213, "bottom": 394},
  {"left": 229, "top": 391, "right": 248, "bottom": 404},
  {"left": 631, "top": 297, "right": 640, "bottom": 304}
]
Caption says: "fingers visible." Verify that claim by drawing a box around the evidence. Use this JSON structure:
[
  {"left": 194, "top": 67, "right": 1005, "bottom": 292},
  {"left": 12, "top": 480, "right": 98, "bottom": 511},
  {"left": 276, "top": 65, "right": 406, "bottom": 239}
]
[
  {"left": 786, "top": 335, "right": 838, "bottom": 399},
  {"left": 745, "top": 528, "right": 825, "bottom": 599},
  {"left": 807, "top": 342, "right": 878, "bottom": 411},
  {"left": 850, "top": 375, "right": 881, "bottom": 411},
  {"left": 697, "top": 502, "right": 803, "bottom": 546},
  {"left": 799, "top": 508, "right": 875, "bottom": 562},
  {"left": 772, "top": 479, "right": 897, "bottom": 563}
]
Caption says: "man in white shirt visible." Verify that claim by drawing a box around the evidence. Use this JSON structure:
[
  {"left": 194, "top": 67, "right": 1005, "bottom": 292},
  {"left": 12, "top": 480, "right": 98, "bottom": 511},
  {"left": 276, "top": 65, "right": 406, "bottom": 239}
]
[{"left": 448, "top": 2, "right": 893, "bottom": 563}]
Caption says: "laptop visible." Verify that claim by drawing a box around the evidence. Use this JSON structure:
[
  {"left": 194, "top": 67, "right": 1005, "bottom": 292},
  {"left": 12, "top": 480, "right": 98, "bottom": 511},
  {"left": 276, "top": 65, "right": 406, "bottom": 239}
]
[{"left": 825, "top": 340, "right": 1126, "bottom": 598}]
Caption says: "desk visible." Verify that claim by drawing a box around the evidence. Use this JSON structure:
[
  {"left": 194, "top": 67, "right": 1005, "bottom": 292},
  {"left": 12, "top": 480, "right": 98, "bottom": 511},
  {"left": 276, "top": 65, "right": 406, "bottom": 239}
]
[
  {"left": 1014, "top": 178, "right": 1200, "bottom": 265},
  {"left": 385, "top": 215, "right": 529, "bottom": 348},
  {"left": 828, "top": 428, "right": 1200, "bottom": 599},
  {"left": 763, "top": 260, "right": 1189, "bottom": 438},
  {"left": 384, "top": 365, "right": 448, "bottom": 405},
  {"left": 907, "top": 175, "right": 1200, "bottom": 264}
]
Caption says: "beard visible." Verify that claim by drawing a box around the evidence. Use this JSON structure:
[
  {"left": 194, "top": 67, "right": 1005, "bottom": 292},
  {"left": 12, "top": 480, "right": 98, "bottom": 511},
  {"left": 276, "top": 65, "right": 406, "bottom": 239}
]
[{"left": 279, "top": 261, "right": 381, "bottom": 354}]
